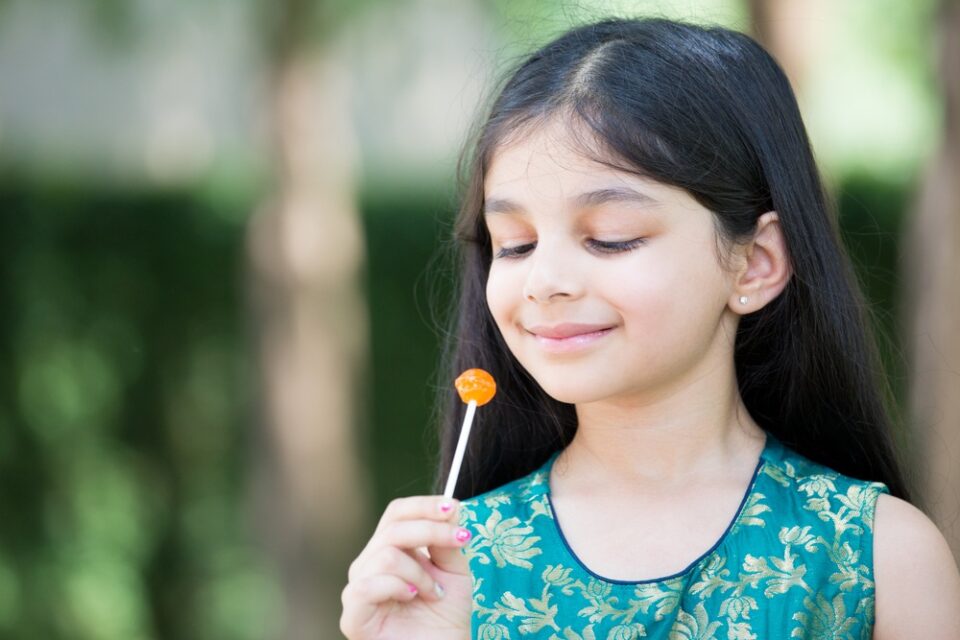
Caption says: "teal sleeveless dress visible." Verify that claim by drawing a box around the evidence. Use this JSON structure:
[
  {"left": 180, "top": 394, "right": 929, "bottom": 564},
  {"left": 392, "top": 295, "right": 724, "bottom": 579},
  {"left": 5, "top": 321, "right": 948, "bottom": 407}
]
[{"left": 457, "top": 433, "right": 889, "bottom": 640}]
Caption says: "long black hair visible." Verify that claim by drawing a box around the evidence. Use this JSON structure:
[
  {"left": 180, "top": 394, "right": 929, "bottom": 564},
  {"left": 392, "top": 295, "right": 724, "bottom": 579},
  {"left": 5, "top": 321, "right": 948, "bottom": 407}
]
[{"left": 428, "top": 17, "right": 912, "bottom": 501}]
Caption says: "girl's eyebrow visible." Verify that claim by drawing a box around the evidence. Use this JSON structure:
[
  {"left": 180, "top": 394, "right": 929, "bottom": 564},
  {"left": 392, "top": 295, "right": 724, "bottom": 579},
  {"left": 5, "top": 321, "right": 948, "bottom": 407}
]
[{"left": 483, "top": 186, "right": 661, "bottom": 216}]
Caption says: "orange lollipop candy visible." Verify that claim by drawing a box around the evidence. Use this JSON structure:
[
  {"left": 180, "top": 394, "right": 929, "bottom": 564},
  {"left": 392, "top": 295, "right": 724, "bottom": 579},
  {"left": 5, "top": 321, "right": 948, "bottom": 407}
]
[
  {"left": 444, "top": 368, "right": 497, "bottom": 498},
  {"left": 454, "top": 368, "right": 497, "bottom": 406}
]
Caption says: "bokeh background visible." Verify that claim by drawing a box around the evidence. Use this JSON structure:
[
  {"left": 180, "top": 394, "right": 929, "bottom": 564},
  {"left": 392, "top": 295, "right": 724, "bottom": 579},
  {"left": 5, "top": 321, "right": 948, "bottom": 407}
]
[{"left": 1, "top": 0, "right": 957, "bottom": 637}]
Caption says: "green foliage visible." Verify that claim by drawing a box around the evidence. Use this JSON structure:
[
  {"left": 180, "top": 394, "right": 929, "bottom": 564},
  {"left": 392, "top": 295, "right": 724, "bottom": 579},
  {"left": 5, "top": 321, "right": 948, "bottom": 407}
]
[
  {"left": 359, "top": 186, "right": 459, "bottom": 517},
  {"left": 836, "top": 171, "right": 914, "bottom": 412},
  {"left": 0, "top": 178, "right": 279, "bottom": 639},
  {"left": 485, "top": 0, "right": 749, "bottom": 71}
]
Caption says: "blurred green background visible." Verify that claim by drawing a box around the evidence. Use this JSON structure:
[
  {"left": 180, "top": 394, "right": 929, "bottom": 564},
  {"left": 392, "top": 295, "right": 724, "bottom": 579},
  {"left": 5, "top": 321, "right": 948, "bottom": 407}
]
[{"left": 0, "top": 0, "right": 951, "bottom": 637}]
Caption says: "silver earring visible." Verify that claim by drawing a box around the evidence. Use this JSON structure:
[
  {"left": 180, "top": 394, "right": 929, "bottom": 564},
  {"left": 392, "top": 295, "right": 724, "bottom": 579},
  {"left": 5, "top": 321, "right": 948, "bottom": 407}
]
[{"left": 739, "top": 296, "right": 748, "bottom": 305}]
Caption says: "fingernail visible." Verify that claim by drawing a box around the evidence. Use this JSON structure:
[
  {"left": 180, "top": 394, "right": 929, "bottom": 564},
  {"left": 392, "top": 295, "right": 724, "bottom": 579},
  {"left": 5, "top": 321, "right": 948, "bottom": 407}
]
[
  {"left": 434, "top": 583, "right": 445, "bottom": 599},
  {"left": 455, "top": 527, "right": 472, "bottom": 543},
  {"left": 408, "top": 584, "right": 418, "bottom": 595},
  {"left": 439, "top": 501, "right": 454, "bottom": 513}
]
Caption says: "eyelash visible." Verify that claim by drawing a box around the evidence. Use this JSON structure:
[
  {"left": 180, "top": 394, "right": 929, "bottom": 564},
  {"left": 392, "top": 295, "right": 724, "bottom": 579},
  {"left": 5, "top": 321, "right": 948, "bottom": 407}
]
[{"left": 494, "top": 238, "right": 646, "bottom": 260}]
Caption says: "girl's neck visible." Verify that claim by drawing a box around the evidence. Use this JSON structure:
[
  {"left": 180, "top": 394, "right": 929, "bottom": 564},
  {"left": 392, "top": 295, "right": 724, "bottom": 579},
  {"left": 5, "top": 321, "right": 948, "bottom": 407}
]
[{"left": 555, "top": 371, "right": 766, "bottom": 495}]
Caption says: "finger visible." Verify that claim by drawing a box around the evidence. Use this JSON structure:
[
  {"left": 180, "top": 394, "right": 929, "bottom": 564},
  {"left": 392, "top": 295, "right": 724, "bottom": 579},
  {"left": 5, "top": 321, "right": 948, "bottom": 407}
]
[
  {"left": 366, "top": 546, "right": 445, "bottom": 602},
  {"left": 377, "top": 519, "right": 472, "bottom": 553},
  {"left": 428, "top": 509, "right": 472, "bottom": 574},
  {"left": 431, "top": 503, "right": 473, "bottom": 574},
  {"left": 351, "top": 544, "right": 416, "bottom": 581},
  {"left": 375, "top": 497, "right": 460, "bottom": 535},
  {"left": 415, "top": 502, "right": 463, "bottom": 560},
  {"left": 351, "top": 498, "right": 459, "bottom": 581},
  {"left": 428, "top": 526, "right": 472, "bottom": 575},
  {"left": 340, "top": 574, "right": 419, "bottom": 636}
]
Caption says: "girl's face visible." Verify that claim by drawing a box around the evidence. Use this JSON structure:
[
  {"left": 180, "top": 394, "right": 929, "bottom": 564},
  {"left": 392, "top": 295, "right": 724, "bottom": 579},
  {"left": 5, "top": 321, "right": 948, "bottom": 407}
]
[{"left": 483, "top": 119, "right": 740, "bottom": 405}]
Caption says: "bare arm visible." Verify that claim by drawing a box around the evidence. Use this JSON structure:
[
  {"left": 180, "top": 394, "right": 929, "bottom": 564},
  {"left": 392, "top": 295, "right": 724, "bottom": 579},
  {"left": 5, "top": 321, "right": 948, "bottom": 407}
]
[{"left": 873, "top": 494, "right": 960, "bottom": 639}]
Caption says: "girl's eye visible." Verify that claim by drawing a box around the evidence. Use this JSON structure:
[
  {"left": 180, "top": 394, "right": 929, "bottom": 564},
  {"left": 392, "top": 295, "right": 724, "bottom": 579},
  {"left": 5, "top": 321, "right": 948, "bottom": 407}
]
[
  {"left": 493, "top": 238, "right": 645, "bottom": 260},
  {"left": 494, "top": 243, "right": 535, "bottom": 259},
  {"left": 588, "top": 238, "right": 646, "bottom": 253}
]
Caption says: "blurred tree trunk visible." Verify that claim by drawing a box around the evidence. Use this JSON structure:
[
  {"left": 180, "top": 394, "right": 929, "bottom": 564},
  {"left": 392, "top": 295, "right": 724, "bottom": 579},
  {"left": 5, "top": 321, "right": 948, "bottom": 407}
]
[
  {"left": 902, "top": 0, "right": 960, "bottom": 560},
  {"left": 748, "top": 0, "right": 827, "bottom": 95},
  {"left": 246, "top": 1, "right": 371, "bottom": 637}
]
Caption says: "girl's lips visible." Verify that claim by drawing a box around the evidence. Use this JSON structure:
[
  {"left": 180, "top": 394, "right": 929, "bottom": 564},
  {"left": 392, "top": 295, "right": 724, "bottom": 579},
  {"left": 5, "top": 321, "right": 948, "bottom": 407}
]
[{"left": 527, "top": 327, "right": 615, "bottom": 353}]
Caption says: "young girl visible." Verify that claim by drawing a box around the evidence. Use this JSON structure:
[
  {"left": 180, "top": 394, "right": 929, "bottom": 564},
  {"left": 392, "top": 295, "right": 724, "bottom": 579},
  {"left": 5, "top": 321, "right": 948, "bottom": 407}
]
[{"left": 340, "top": 17, "right": 960, "bottom": 640}]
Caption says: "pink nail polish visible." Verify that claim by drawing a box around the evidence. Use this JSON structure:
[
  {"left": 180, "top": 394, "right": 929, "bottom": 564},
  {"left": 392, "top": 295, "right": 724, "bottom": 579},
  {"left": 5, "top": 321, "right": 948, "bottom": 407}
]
[
  {"left": 455, "top": 527, "right": 472, "bottom": 543},
  {"left": 408, "top": 584, "right": 418, "bottom": 594},
  {"left": 440, "top": 502, "right": 453, "bottom": 513}
]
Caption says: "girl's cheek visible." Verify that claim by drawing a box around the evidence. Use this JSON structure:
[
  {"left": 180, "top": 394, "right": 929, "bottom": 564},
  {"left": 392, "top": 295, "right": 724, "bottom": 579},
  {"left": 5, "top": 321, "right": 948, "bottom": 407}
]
[
  {"left": 487, "top": 271, "right": 528, "bottom": 339},
  {"left": 485, "top": 272, "right": 511, "bottom": 322},
  {"left": 605, "top": 270, "right": 673, "bottom": 321}
]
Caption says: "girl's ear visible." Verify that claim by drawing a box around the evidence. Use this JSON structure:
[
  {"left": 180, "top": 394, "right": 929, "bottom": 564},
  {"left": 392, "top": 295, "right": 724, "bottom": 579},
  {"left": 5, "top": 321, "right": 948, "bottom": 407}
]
[{"left": 730, "top": 211, "right": 793, "bottom": 313}]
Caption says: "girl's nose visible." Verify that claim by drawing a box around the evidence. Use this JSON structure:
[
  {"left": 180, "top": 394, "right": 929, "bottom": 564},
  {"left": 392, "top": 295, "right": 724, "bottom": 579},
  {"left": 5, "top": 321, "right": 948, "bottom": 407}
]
[{"left": 521, "top": 244, "right": 584, "bottom": 303}]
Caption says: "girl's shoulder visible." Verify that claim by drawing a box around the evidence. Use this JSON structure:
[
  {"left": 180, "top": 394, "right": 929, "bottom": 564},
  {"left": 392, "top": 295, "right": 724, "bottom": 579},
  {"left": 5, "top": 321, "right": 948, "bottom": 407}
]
[{"left": 872, "top": 491, "right": 960, "bottom": 637}]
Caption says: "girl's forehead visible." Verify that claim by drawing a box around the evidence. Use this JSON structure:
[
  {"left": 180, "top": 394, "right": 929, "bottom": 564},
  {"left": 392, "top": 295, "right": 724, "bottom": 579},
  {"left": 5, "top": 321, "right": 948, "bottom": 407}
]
[
  {"left": 484, "top": 146, "right": 683, "bottom": 213},
  {"left": 487, "top": 120, "right": 607, "bottom": 179},
  {"left": 484, "top": 118, "right": 676, "bottom": 203}
]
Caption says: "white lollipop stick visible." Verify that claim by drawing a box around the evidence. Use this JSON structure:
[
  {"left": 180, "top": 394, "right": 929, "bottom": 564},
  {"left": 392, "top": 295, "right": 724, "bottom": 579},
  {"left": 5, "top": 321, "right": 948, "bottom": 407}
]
[{"left": 443, "top": 399, "right": 477, "bottom": 499}]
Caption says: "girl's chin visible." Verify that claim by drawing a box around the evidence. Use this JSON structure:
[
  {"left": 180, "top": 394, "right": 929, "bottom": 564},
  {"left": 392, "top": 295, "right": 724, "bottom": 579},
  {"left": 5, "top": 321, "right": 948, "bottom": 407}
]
[{"left": 529, "top": 375, "right": 612, "bottom": 405}]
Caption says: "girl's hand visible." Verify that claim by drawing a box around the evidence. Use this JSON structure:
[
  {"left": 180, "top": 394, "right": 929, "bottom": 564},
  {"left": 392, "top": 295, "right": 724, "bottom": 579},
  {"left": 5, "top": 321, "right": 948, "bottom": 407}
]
[{"left": 340, "top": 496, "right": 473, "bottom": 639}]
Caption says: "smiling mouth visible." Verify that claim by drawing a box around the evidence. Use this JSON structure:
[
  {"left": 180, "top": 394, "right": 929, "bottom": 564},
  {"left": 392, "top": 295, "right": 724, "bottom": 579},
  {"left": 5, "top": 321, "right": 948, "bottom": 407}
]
[{"left": 525, "top": 327, "right": 615, "bottom": 353}]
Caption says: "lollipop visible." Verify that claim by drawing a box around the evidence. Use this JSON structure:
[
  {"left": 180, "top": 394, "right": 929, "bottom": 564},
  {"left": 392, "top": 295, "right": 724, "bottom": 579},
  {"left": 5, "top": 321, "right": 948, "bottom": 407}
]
[{"left": 443, "top": 368, "right": 496, "bottom": 498}]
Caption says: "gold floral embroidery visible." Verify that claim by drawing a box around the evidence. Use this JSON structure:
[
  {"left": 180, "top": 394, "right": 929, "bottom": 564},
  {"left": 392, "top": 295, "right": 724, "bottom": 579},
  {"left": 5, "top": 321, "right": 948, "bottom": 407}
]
[
  {"left": 798, "top": 475, "right": 838, "bottom": 498},
  {"left": 494, "top": 589, "right": 560, "bottom": 635},
  {"left": 762, "top": 460, "right": 793, "bottom": 487},
  {"left": 726, "top": 621, "right": 757, "bottom": 640},
  {"left": 824, "top": 540, "right": 871, "bottom": 592},
  {"left": 739, "top": 549, "right": 809, "bottom": 597},
  {"left": 547, "top": 626, "right": 598, "bottom": 640},
  {"left": 778, "top": 526, "right": 820, "bottom": 552},
  {"left": 668, "top": 602, "right": 721, "bottom": 639},
  {"left": 790, "top": 592, "right": 857, "bottom": 639},
  {"left": 688, "top": 555, "right": 732, "bottom": 600},
  {"left": 473, "top": 508, "right": 543, "bottom": 569},
  {"left": 729, "top": 493, "right": 771, "bottom": 533},
  {"left": 804, "top": 484, "right": 873, "bottom": 538},
  {"left": 575, "top": 578, "right": 617, "bottom": 623},
  {"left": 543, "top": 564, "right": 577, "bottom": 593},
  {"left": 718, "top": 595, "right": 757, "bottom": 621},
  {"left": 607, "top": 623, "right": 648, "bottom": 640},
  {"left": 530, "top": 493, "right": 552, "bottom": 520},
  {"left": 854, "top": 594, "right": 876, "bottom": 629},
  {"left": 630, "top": 579, "right": 683, "bottom": 621},
  {"left": 485, "top": 492, "right": 514, "bottom": 509}
]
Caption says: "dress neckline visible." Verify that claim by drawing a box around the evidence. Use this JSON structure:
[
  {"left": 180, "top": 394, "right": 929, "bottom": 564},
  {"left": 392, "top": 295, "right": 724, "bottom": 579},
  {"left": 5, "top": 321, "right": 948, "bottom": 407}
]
[{"left": 540, "top": 431, "right": 776, "bottom": 585}]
